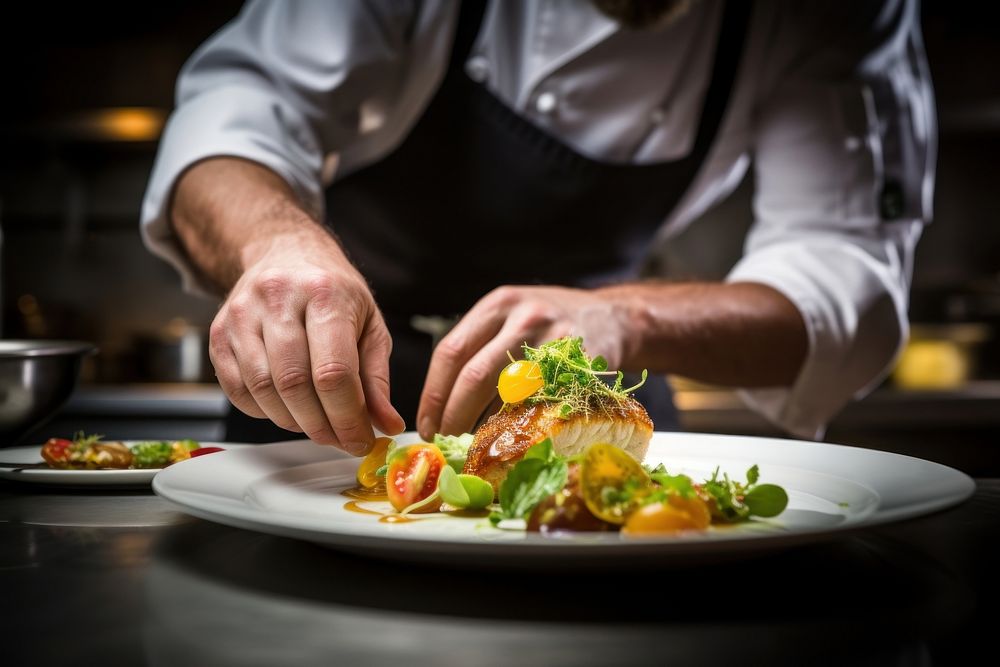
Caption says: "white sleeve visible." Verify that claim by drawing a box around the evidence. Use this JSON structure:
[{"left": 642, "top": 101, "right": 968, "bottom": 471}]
[
  {"left": 139, "top": 0, "right": 433, "bottom": 296},
  {"left": 727, "top": 0, "right": 935, "bottom": 439}
]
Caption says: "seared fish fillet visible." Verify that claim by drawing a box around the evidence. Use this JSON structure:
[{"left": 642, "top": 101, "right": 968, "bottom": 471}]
[{"left": 463, "top": 397, "right": 653, "bottom": 494}]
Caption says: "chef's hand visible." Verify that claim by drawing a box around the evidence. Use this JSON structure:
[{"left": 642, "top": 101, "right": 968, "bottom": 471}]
[
  {"left": 208, "top": 230, "right": 405, "bottom": 456},
  {"left": 416, "top": 286, "right": 630, "bottom": 440}
]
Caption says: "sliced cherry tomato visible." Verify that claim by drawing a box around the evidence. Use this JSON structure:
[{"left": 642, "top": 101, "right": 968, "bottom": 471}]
[
  {"left": 579, "top": 442, "right": 650, "bottom": 524},
  {"left": 356, "top": 436, "right": 393, "bottom": 489},
  {"left": 622, "top": 498, "right": 710, "bottom": 537},
  {"left": 497, "top": 360, "right": 544, "bottom": 404},
  {"left": 188, "top": 446, "right": 225, "bottom": 458},
  {"left": 386, "top": 444, "right": 446, "bottom": 513},
  {"left": 40, "top": 438, "right": 73, "bottom": 467}
]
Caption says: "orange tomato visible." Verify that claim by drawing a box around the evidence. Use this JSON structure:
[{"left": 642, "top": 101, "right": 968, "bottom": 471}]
[
  {"left": 622, "top": 496, "right": 711, "bottom": 536},
  {"left": 497, "top": 360, "right": 544, "bottom": 403}
]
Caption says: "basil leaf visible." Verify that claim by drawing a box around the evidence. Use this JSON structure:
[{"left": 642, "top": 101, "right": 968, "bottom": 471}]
[
  {"left": 745, "top": 484, "right": 788, "bottom": 518},
  {"left": 497, "top": 457, "right": 568, "bottom": 520},
  {"left": 522, "top": 438, "right": 555, "bottom": 463}
]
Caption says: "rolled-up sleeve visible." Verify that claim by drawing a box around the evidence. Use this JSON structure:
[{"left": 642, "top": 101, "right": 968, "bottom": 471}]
[
  {"left": 140, "top": 0, "right": 430, "bottom": 295},
  {"left": 727, "top": 0, "right": 935, "bottom": 439}
]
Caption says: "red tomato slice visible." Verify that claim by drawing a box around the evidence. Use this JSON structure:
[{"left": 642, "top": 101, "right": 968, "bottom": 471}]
[
  {"left": 386, "top": 444, "right": 446, "bottom": 513},
  {"left": 188, "top": 447, "right": 224, "bottom": 457},
  {"left": 40, "top": 438, "right": 74, "bottom": 467}
]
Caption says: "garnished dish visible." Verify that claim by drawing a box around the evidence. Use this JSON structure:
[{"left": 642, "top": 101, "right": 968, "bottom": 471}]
[
  {"left": 39, "top": 432, "right": 223, "bottom": 470},
  {"left": 349, "top": 336, "right": 788, "bottom": 537}
]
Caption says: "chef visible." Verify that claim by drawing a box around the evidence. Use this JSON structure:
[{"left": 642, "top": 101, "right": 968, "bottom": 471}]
[{"left": 141, "top": 0, "right": 935, "bottom": 455}]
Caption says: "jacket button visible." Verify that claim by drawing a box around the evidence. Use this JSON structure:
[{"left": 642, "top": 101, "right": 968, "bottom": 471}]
[
  {"left": 535, "top": 91, "right": 557, "bottom": 114},
  {"left": 465, "top": 56, "right": 490, "bottom": 83}
]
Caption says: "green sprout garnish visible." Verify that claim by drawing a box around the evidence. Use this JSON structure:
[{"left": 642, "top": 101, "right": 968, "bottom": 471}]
[{"left": 518, "top": 336, "right": 647, "bottom": 418}]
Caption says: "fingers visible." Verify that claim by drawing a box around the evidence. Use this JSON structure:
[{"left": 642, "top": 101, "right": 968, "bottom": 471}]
[
  {"left": 437, "top": 325, "right": 523, "bottom": 436},
  {"left": 304, "top": 297, "right": 376, "bottom": 455},
  {"left": 358, "top": 313, "right": 405, "bottom": 436},
  {"left": 229, "top": 315, "right": 304, "bottom": 434},
  {"left": 209, "top": 321, "right": 267, "bottom": 420},
  {"left": 263, "top": 317, "right": 340, "bottom": 445},
  {"left": 417, "top": 291, "right": 512, "bottom": 439}
]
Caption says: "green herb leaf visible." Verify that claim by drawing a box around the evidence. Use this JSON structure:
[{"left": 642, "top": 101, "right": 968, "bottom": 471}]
[
  {"left": 650, "top": 471, "right": 696, "bottom": 499},
  {"left": 744, "top": 484, "right": 788, "bottom": 518},
  {"left": 494, "top": 441, "right": 567, "bottom": 521},
  {"left": 437, "top": 466, "right": 469, "bottom": 507},
  {"left": 437, "top": 467, "right": 494, "bottom": 510},
  {"left": 70, "top": 431, "right": 104, "bottom": 453},
  {"left": 746, "top": 464, "right": 760, "bottom": 486},
  {"left": 130, "top": 441, "right": 172, "bottom": 469},
  {"left": 591, "top": 356, "right": 608, "bottom": 372},
  {"left": 498, "top": 459, "right": 568, "bottom": 520},
  {"left": 522, "top": 438, "right": 555, "bottom": 463},
  {"left": 433, "top": 433, "right": 474, "bottom": 473}
]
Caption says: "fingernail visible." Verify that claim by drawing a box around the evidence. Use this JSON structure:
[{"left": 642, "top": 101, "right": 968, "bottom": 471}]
[
  {"left": 418, "top": 416, "right": 433, "bottom": 440},
  {"left": 346, "top": 441, "right": 370, "bottom": 457}
]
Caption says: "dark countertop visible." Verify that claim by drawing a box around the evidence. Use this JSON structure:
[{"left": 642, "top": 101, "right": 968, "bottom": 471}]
[{"left": 3, "top": 475, "right": 999, "bottom": 666}]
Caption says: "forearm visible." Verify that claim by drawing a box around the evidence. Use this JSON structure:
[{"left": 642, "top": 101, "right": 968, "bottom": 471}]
[
  {"left": 600, "top": 281, "right": 808, "bottom": 387},
  {"left": 169, "top": 157, "right": 346, "bottom": 294}
]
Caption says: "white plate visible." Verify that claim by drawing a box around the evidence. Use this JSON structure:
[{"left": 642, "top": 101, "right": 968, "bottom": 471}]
[
  {"left": 0, "top": 442, "right": 247, "bottom": 487},
  {"left": 152, "top": 432, "right": 975, "bottom": 565}
]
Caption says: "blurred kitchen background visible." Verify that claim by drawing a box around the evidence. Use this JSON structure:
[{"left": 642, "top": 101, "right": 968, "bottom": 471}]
[{"left": 2, "top": 2, "right": 998, "bottom": 472}]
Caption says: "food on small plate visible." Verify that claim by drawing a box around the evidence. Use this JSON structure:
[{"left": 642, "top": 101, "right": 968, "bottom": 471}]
[
  {"left": 351, "top": 336, "right": 789, "bottom": 537},
  {"left": 41, "top": 434, "right": 132, "bottom": 470},
  {"left": 39, "top": 432, "right": 220, "bottom": 470}
]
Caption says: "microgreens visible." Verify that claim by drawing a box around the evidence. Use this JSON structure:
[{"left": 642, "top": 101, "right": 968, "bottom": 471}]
[{"left": 518, "top": 336, "right": 647, "bottom": 417}]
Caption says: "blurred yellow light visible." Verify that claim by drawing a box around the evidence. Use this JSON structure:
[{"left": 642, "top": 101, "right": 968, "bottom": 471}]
[
  {"left": 90, "top": 108, "right": 165, "bottom": 141},
  {"left": 893, "top": 340, "right": 969, "bottom": 390}
]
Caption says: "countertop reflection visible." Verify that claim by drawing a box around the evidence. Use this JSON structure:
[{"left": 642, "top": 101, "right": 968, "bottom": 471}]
[{"left": 3, "top": 481, "right": 999, "bottom": 666}]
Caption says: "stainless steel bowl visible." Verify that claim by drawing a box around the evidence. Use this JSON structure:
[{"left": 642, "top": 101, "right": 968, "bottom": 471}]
[{"left": 0, "top": 340, "right": 96, "bottom": 447}]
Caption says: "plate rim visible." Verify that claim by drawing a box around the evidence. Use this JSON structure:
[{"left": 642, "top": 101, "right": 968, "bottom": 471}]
[{"left": 152, "top": 432, "right": 976, "bottom": 559}]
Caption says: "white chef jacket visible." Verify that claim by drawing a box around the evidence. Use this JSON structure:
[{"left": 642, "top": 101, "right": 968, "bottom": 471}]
[{"left": 141, "top": 0, "right": 936, "bottom": 440}]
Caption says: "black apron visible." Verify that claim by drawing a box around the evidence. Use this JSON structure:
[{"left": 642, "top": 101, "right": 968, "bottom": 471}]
[{"left": 227, "top": 0, "right": 751, "bottom": 442}]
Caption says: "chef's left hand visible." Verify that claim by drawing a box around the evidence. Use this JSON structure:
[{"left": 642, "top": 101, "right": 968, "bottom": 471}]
[{"left": 416, "top": 286, "right": 630, "bottom": 440}]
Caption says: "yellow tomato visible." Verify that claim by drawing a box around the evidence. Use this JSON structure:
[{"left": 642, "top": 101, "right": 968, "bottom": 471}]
[
  {"left": 622, "top": 499, "right": 710, "bottom": 536},
  {"left": 356, "top": 436, "right": 393, "bottom": 488},
  {"left": 579, "top": 443, "right": 651, "bottom": 524},
  {"left": 667, "top": 494, "right": 711, "bottom": 530},
  {"left": 497, "top": 360, "right": 544, "bottom": 403}
]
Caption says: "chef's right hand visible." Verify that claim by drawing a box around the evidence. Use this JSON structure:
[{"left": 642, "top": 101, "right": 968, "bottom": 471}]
[{"left": 208, "top": 230, "right": 405, "bottom": 456}]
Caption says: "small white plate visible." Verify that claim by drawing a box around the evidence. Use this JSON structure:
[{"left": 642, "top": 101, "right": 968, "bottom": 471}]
[
  {"left": 152, "top": 432, "right": 975, "bottom": 566},
  {"left": 0, "top": 442, "right": 247, "bottom": 487}
]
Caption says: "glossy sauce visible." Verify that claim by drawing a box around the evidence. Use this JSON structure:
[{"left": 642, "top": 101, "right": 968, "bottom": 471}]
[
  {"left": 343, "top": 501, "right": 382, "bottom": 516},
  {"left": 378, "top": 514, "right": 424, "bottom": 524},
  {"left": 340, "top": 485, "right": 388, "bottom": 502}
]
